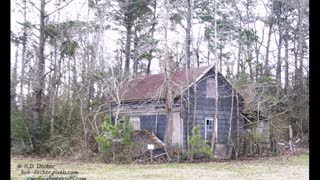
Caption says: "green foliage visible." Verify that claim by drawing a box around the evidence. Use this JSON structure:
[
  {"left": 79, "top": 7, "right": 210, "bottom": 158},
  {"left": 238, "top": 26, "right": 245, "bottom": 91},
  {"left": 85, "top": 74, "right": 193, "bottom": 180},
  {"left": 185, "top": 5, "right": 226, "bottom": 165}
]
[
  {"left": 140, "top": 52, "right": 153, "bottom": 60},
  {"left": 258, "top": 75, "right": 276, "bottom": 83},
  {"left": 204, "top": 27, "right": 214, "bottom": 41},
  {"left": 96, "top": 115, "right": 116, "bottom": 152},
  {"left": 11, "top": 110, "right": 29, "bottom": 141},
  {"left": 60, "top": 40, "right": 78, "bottom": 58},
  {"left": 171, "top": 143, "right": 184, "bottom": 162},
  {"left": 44, "top": 23, "right": 59, "bottom": 43},
  {"left": 131, "top": 0, "right": 152, "bottom": 19},
  {"left": 121, "top": 119, "right": 132, "bottom": 145},
  {"left": 95, "top": 115, "right": 134, "bottom": 163},
  {"left": 11, "top": 110, "right": 35, "bottom": 154},
  {"left": 95, "top": 136, "right": 111, "bottom": 152},
  {"left": 240, "top": 29, "right": 259, "bottom": 46},
  {"left": 40, "top": 101, "right": 87, "bottom": 157},
  {"left": 187, "top": 125, "right": 211, "bottom": 160},
  {"left": 44, "top": 20, "right": 87, "bottom": 41},
  {"left": 230, "top": 131, "right": 251, "bottom": 158},
  {"left": 235, "top": 72, "right": 252, "bottom": 85},
  {"left": 266, "top": 95, "right": 278, "bottom": 103},
  {"left": 17, "top": 21, "right": 33, "bottom": 30},
  {"left": 11, "top": 109, "right": 51, "bottom": 154},
  {"left": 195, "top": 0, "right": 214, "bottom": 23},
  {"left": 169, "top": 13, "right": 183, "bottom": 25},
  {"left": 246, "top": 112, "right": 255, "bottom": 120},
  {"left": 44, "top": 135, "right": 78, "bottom": 157},
  {"left": 113, "top": 0, "right": 152, "bottom": 24}
]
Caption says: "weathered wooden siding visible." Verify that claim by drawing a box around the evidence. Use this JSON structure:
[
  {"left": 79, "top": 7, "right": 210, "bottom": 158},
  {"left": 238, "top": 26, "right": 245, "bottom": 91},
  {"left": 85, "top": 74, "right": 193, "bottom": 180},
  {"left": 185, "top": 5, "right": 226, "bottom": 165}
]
[
  {"left": 181, "top": 69, "right": 244, "bottom": 149},
  {"left": 140, "top": 115, "right": 167, "bottom": 141},
  {"left": 110, "top": 103, "right": 168, "bottom": 141},
  {"left": 109, "top": 100, "right": 177, "bottom": 142},
  {"left": 109, "top": 68, "right": 244, "bottom": 153}
]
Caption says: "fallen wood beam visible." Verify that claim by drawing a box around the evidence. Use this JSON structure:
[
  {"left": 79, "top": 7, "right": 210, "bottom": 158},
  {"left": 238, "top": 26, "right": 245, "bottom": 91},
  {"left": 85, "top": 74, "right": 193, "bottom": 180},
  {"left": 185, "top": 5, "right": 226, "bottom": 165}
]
[
  {"left": 240, "top": 113, "right": 252, "bottom": 124},
  {"left": 163, "top": 145, "right": 171, "bottom": 161},
  {"left": 145, "top": 153, "right": 167, "bottom": 161}
]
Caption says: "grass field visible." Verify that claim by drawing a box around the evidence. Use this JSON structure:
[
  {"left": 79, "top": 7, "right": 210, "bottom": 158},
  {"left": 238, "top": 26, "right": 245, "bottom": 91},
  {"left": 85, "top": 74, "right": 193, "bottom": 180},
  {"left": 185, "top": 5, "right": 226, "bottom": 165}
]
[{"left": 11, "top": 153, "right": 309, "bottom": 180}]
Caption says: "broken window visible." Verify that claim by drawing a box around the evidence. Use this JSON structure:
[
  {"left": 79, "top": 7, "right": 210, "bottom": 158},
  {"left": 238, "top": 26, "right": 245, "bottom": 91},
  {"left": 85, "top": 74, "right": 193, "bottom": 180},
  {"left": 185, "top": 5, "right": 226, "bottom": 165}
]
[
  {"left": 205, "top": 117, "right": 214, "bottom": 142},
  {"left": 130, "top": 116, "right": 140, "bottom": 130},
  {"left": 206, "top": 78, "right": 216, "bottom": 98}
]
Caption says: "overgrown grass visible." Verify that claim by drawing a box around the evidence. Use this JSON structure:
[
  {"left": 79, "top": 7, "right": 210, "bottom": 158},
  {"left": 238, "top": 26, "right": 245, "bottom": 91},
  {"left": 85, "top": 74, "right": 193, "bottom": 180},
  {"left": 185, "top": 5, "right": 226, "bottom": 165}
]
[{"left": 11, "top": 153, "right": 309, "bottom": 180}]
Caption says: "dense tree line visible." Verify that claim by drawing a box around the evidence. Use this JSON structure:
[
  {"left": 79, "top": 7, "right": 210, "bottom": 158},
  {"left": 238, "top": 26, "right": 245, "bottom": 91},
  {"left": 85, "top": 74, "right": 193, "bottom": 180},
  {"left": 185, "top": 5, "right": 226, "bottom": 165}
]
[{"left": 10, "top": 0, "right": 308, "bottom": 160}]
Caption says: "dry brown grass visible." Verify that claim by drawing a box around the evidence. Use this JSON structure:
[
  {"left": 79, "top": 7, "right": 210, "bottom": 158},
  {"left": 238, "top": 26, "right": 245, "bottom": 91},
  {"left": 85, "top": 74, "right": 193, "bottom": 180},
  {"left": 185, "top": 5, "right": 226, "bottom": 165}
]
[{"left": 11, "top": 153, "right": 309, "bottom": 180}]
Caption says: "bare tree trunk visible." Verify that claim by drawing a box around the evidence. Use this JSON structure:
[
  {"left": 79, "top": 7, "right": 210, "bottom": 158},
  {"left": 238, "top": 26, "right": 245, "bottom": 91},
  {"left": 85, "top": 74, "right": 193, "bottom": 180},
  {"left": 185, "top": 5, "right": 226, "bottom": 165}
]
[
  {"left": 19, "top": 44, "right": 26, "bottom": 111},
  {"left": 276, "top": 29, "right": 282, "bottom": 84},
  {"left": 146, "top": 57, "right": 152, "bottom": 75},
  {"left": 195, "top": 27, "right": 202, "bottom": 67},
  {"left": 228, "top": 88, "right": 234, "bottom": 143},
  {"left": 116, "top": 44, "right": 123, "bottom": 73},
  {"left": 237, "top": 23, "right": 242, "bottom": 75},
  {"left": 247, "top": 46, "right": 253, "bottom": 81},
  {"left": 264, "top": 0, "right": 275, "bottom": 76},
  {"left": 164, "top": 88, "right": 174, "bottom": 155},
  {"left": 49, "top": 40, "right": 63, "bottom": 137},
  {"left": 186, "top": 73, "right": 191, "bottom": 160},
  {"left": 80, "top": 97, "right": 88, "bottom": 150},
  {"left": 185, "top": 0, "right": 192, "bottom": 69},
  {"left": 245, "top": 0, "right": 253, "bottom": 81},
  {"left": 190, "top": 78, "right": 197, "bottom": 162},
  {"left": 185, "top": 0, "right": 193, "bottom": 161},
  {"left": 112, "top": 142, "right": 116, "bottom": 163},
  {"left": 211, "top": 0, "right": 218, "bottom": 160},
  {"left": 32, "top": 0, "right": 46, "bottom": 151},
  {"left": 164, "top": 0, "right": 174, "bottom": 157},
  {"left": 207, "top": 40, "right": 211, "bottom": 65},
  {"left": 87, "top": 54, "right": 95, "bottom": 112},
  {"left": 284, "top": 28, "right": 289, "bottom": 94},
  {"left": 297, "top": 0, "right": 305, "bottom": 91},
  {"left": 146, "top": 0, "right": 157, "bottom": 75},
  {"left": 192, "top": 81, "right": 197, "bottom": 128},
  {"left": 164, "top": 61, "right": 174, "bottom": 156},
  {"left": 293, "top": 38, "right": 298, "bottom": 86},
  {"left": 86, "top": 34, "right": 97, "bottom": 112},
  {"left": 19, "top": 0, "right": 27, "bottom": 111},
  {"left": 67, "top": 54, "right": 71, "bottom": 102},
  {"left": 219, "top": 45, "right": 223, "bottom": 73},
  {"left": 124, "top": 20, "right": 133, "bottom": 73},
  {"left": 255, "top": 42, "right": 260, "bottom": 82},
  {"left": 73, "top": 56, "right": 77, "bottom": 89},
  {"left": 133, "top": 30, "right": 138, "bottom": 75},
  {"left": 236, "top": 93, "right": 240, "bottom": 144},
  {"left": 50, "top": 46, "right": 58, "bottom": 137},
  {"left": 248, "top": 61, "right": 253, "bottom": 81},
  {"left": 11, "top": 42, "right": 19, "bottom": 107},
  {"left": 226, "top": 66, "right": 231, "bottom": 79},
  {"left": 264, "top": 22, "right": 273, "bottom": 76}
]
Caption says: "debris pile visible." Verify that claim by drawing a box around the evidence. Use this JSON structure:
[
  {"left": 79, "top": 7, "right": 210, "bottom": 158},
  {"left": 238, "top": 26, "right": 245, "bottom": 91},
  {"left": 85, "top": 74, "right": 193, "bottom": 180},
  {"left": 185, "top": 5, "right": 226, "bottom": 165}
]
[{"left": 131, "top": 130, "right": 169, "bottom": 163}]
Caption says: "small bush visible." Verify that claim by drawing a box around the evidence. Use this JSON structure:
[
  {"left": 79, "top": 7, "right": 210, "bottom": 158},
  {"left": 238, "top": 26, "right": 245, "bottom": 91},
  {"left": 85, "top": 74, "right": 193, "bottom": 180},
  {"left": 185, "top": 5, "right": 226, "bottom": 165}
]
[
  {"left": 187, "top": 125, "right": 211, "bottom": 161},
  {"left": 11, "top": 110, "right": 33, "bottom": 154},
  {"left": 95, "top": 115, "right": 134, "bottom": 163}
]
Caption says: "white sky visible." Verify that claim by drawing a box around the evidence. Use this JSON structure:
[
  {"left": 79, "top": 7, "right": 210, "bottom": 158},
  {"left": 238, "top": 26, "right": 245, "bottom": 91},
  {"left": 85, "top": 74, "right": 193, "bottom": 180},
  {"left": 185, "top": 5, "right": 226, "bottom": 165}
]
[{"left": 11, "top": 0, "right": 308, "bottom": 86}]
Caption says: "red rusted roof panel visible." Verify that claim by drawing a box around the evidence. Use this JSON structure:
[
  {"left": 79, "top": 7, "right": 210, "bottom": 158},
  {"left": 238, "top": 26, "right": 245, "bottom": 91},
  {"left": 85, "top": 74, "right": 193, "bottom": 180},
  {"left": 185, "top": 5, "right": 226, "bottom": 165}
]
[{"left": 120, "top": 66, "right": 210, "bottom": 102}]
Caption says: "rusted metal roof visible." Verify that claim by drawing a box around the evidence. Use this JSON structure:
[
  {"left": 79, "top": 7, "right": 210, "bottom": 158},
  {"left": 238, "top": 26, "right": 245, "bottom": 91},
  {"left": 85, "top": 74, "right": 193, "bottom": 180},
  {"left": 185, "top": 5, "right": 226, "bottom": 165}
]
[{"left": 119, "top": 66, "right": 211, "bottom": 102}]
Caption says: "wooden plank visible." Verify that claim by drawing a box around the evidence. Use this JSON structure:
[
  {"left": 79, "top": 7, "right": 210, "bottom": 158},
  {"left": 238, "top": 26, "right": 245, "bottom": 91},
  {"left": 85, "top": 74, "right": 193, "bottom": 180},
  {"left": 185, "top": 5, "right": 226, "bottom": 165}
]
[
  {"left": 172, "top": 112, "right": 183, "bottom": 146},
  {"left": 112, "top": 106, "right": 181, "bottom": 116}
]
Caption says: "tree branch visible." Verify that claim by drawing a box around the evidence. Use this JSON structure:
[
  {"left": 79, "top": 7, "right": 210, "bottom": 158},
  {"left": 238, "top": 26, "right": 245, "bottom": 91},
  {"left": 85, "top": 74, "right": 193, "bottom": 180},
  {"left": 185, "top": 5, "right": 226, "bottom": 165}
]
[{"left": 45, "top": 0, "right": 75, "bottom": 18}]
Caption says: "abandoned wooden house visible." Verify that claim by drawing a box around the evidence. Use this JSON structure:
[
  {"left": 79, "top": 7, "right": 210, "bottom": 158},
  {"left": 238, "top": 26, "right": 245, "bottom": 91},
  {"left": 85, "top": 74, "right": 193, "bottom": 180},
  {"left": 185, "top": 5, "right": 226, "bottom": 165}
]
[{"left": 107, "top": 65, "right": 245, "bottom": 156}]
